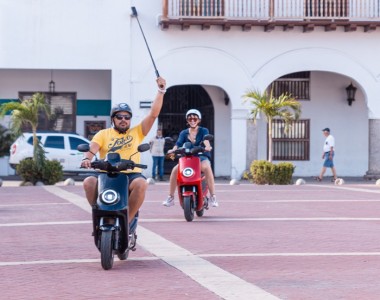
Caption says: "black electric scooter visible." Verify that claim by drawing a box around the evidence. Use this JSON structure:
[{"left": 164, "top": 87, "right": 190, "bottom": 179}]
[{"left": 77, "top": 143, "right": 150, "bottom": 270}]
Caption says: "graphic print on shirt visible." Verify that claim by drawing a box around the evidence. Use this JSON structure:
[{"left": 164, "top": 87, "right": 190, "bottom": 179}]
[{"left": 108, "top": 135, "right": 133, "bottom": 152}]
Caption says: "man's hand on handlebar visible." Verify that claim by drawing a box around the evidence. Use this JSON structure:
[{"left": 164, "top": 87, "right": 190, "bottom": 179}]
[{"left": 81, "top": 159, "right": 92, "bottom": 169}]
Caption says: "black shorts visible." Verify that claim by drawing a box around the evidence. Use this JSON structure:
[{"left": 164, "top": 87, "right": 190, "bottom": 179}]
[
  {"left": 127, "top": 172, "right": 146, "bottom": 182},
  {"left": 90, "top": 172, "right": 146, "bottom": 182}
]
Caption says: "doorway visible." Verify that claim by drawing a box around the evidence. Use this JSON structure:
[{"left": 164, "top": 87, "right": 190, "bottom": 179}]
[{"left": 159, "top": 85, "right": 215, "bottom": 174}]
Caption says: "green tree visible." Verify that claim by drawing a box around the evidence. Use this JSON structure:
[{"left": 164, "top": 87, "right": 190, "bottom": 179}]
[
  {"left": 0, "top": 93, "right": 51, "bottom": 169},
  {"left": 0, "top": 124, "right": 13, "bottom": 157},
  {"left": 243, "top": 89, "right": 301, "bottom": 162}
]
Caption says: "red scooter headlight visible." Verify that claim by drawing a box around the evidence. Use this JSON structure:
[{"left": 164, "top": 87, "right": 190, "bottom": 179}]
[{"left": 182, "top": 167, "right": 194, "bottom": 178}]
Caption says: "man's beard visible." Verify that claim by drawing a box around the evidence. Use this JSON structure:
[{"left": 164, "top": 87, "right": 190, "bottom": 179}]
[{"left": 114, "top": 123, "right": 129, "bottom": 134}]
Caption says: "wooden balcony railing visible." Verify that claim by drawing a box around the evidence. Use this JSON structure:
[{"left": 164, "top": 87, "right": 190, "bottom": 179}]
[{"left": 161, "top": 0, "right": 380, "bottom": 31}]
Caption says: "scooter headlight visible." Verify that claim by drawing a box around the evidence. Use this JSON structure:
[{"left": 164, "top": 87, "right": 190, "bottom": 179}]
[
  {"left": 182, "top": 167, "right": 194, "bottom": 178},
  {"left": 101, "top": 189, "right": 119, "bottom": 204}
]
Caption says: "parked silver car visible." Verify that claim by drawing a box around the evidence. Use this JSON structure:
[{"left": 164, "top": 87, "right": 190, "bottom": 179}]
[{"left": 9, "top": 132, "right": 91, "bottom": 173}]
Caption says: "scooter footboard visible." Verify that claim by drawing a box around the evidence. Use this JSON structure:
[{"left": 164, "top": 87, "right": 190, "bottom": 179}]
[{"left": 92, "top": 208, "right": 129, "bottom": 253}]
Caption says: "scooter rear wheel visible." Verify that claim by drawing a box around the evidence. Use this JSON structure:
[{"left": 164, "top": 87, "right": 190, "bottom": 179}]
[
  {"left": 100, "top": 230, "right": 114, "bottom": 270},
  {"left": 184, "top": 195, "right": 195, "bottom": 222}
]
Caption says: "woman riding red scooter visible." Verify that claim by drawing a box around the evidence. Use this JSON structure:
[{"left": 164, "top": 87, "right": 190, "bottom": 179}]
[{"left": 162, "top": 109, "right": 218, "bottom": 208}]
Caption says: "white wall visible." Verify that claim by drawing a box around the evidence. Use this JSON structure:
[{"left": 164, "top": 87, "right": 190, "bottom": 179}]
[
  {"left": 0, "top": 69, "right": 111, "bottom": 99},
  {"left": 1, "top": 0, "right": 379, "bottom": 177},
  {"left": 256, "top": 72, "right": 368, "bottom": 177}
]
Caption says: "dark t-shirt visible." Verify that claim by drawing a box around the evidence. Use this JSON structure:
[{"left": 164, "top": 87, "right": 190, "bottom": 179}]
[{"left": 175, "top": 126, "right": 211, "bottom": 159}]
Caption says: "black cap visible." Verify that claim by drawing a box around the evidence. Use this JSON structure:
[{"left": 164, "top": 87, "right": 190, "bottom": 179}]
[{"left": 322, "top": 128, "right": 330, "bottom": 132}]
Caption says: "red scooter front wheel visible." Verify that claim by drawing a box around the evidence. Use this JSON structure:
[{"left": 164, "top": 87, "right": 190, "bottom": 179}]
[{"left": 183, "top": 195, "right": 195, "bottom": 222}]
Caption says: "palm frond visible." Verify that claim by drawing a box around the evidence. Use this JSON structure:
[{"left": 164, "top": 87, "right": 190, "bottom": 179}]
[{"left": 242, "top": 87, "right": 302, "bottom": 162}]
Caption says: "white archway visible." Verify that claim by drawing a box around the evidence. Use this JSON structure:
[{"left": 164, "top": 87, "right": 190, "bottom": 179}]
[
  {"left": 251, "top": 47, "right": 380, "bottom": 117},
  {"left": 133, "top": 46, "right": 253, "bottom": 178}
]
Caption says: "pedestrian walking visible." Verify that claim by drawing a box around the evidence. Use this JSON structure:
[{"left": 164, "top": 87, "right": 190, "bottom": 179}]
[{"left": 315, "top": 127, "right": 337, "bottom": 182}]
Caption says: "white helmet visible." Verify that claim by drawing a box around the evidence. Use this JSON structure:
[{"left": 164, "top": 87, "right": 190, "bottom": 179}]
[{"left": 186, "top": 109, "right": 202, "bottom": 120}]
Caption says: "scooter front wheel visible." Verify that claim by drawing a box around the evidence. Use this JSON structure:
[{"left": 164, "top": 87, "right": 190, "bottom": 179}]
[
  {"left": 184, "top": 195, "right": 195, "bottom": 222},
  {"left": 100, "top": 230, "right": 114, "bottom": 270}
]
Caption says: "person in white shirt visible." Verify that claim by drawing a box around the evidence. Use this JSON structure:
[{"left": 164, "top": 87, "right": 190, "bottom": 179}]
[
  {"left": 315, "top": 128, "right": 337, "bottom": 182},
  {"left": 149, "top": 129, "right": 165, "bottom": 181}
]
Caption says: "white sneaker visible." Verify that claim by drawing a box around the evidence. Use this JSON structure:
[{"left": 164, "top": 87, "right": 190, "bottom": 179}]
[
  {"left": 162, "top": 195, "right": 174, "bottom": 207},
  {"left": 211, "top": 195, "right": 218, "bottom": 207}
]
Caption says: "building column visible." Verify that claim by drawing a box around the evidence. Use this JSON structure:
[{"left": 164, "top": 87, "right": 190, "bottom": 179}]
[
  {"left": 365, "top": 119, "right": 380, "bottom": 179},
  {"left": 246, "top": 120, "right": 258, "bottom": 170},
  {"left": 231, "top": 109, "right": 249, "bottom": 179}
]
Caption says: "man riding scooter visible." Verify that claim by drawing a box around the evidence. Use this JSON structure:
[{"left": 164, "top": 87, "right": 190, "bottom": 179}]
[{"left": 81, "top": 77, "right": 167, "bottom": 231}]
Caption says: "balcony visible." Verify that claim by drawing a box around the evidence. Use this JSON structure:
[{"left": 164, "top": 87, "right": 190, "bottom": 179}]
[{"left": 161, "top": 0, "right": 380, "bottom": 32}]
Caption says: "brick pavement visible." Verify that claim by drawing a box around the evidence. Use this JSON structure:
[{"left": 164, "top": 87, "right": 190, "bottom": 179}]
[{"left": 1, "top": 179, "right": 380, "bottom": 299}]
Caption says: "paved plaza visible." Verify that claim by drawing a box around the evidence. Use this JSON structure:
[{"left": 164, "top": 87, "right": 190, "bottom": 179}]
[{"left": 1, "top": 179, "right": 380, "bottom": 299}]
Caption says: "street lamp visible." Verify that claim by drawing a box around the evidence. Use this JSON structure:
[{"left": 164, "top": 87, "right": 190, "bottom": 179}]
[
  {"left": 345, "top": 82, "right": 357, "bottom": 106},
  {"left": 49, "top": 70, "right": 55, "bottom": 93}
]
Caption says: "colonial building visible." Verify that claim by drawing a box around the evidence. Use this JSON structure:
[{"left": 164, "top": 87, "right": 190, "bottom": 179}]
[{"left": 1, "top": 0, "right": 380, "bottom": 179}]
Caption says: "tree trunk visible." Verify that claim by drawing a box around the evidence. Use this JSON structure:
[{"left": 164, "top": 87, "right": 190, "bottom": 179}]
[{"left": 32, "top": 125, "right": 38, "bottom": 162}]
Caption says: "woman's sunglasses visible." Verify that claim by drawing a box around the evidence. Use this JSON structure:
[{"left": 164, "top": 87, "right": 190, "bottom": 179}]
[
  {"left": 187, "top": 116, "right": 199, "bottom": 122},
  {"left": 114, "top": 114, "right": 131, "bottom": 120}
]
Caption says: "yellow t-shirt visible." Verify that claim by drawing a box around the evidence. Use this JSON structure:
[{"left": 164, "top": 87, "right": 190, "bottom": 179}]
[{"left": 92, "top": 123, "right": 145, "bottom": 173}]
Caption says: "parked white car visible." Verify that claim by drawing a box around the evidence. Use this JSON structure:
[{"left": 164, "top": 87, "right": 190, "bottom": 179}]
[{"left": 9, "top": 132, "right": 91, "bottom": 173}]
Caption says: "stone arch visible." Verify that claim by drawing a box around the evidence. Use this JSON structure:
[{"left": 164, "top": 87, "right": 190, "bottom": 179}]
[{"left": 251, "top": 47, "right": 379, "bottom": 116}]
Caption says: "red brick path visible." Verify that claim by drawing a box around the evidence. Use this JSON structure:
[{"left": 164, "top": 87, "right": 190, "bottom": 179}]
[{"left": 1, "top": 181, "right": 380, "bottom": 299}]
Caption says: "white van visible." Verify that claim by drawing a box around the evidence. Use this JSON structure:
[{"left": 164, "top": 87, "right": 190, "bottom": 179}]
[{"left": 9, "top": 132, "right": 91, "bottom": 173}]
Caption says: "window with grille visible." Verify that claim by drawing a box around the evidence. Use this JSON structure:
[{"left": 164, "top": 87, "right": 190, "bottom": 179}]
[
  {"left": 270, "top": 72, "right": 310, "bottom": 101},
  {"left": 270, "top": 119, "right": 310, "bottom": 161},
  {"left": 19, "top": 92, "right": 77, "bottom": 133}
]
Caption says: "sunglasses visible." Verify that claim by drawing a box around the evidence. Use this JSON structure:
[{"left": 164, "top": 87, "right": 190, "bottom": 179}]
[
  {"left": 114, "top": 114, "right": 131, "bottom": 120},
  {"left": 187, "top": 117, "right": 199, "bottom": 122}
]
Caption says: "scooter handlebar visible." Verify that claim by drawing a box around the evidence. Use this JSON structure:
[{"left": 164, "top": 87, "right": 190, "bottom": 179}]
[
  {"left": 116, "top": 160, "right": 147, "bottom": 171},
  {"left": 134, "top": 164, "right": 148, "bottom": 169},
  {"left": 90, "top": 160, "right": 147, "bottom": 172},
  {"left": 169, "top": 146, "right": 207, "bottom": 157},
  {"left": 91, "top": 161, "right": 109, "bottom": 170}
]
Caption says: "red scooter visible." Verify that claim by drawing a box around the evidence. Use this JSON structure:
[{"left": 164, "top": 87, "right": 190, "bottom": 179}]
[{"left": 168, "top": 135, "right": 213, "bottom": 222}]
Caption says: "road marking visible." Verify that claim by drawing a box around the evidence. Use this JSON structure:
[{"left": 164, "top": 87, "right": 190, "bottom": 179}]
[
  {"left": 43, "top": 186, "right": 91, "bottom": 213},
  {"left": 199, "top": 252, "right": 380, "bottom": 257},
  {"left": 0, "top": 257, "right": 158, "bottom": 267},
  {"left": 0, "top": 202, "right": 71, "bottom": 207},
  {"left": 4, "top": 252, "right": 380, "bottom": 267},
  {"left": 140, "top": 217, "right": 380, "bottom": 222},
  {"left": 4, "top": 216, "right": 380, "bottom": 228},
  {"left": 145, "top": 199, "right": 380, "bottom": 203},
  {"left": 311, "top": 184, "right": 380, "bottom": 194},
  {"left": 0, "top": 251, "right": 380, "bottom": 268},
  {"left": 0, "top": 220, "right": 91, "bottom": 227},
  {"left": 43, "top": 185, "right": 280, "bottom": 300},
  {"left": 137, "top": 226, "right": 280, "bottom": 300}
]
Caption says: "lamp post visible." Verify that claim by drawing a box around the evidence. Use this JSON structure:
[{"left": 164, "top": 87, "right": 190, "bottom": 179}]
[
  {"left": 49, "top": 70, "right": 55, "bottom": 94},
  {"left": 345, "top": 82, "right": 357, "bottom": 106}
]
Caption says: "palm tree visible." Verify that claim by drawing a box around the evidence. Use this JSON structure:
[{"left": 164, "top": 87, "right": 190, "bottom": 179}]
[
  {"left": 0, "top": 93, "right": 51, "bottom": 168},
  {"left": 243, "top": 89, "right": 301, "bottom": 162}
]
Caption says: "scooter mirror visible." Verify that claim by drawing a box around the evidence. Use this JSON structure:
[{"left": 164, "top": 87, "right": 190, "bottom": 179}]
[
  {"left": 77, "top": 144, "right": 90, "bottom": 152},
  {"left": 138, "top": 143, "right": 151, "bottom": 153},
  {"left": 203, "top": 134, "right": 214, "bottom": 141}
]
